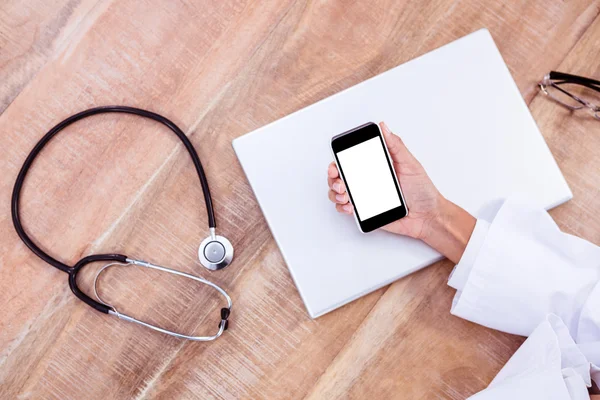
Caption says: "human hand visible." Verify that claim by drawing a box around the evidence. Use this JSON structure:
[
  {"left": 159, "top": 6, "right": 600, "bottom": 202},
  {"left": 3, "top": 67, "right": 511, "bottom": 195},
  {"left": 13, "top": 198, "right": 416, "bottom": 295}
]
[
  {"left": 328, "top": 121, "right": 443, "bottom": 238},
  {"left": 327, "top": 122, "right": 475, "bottom": 263}
]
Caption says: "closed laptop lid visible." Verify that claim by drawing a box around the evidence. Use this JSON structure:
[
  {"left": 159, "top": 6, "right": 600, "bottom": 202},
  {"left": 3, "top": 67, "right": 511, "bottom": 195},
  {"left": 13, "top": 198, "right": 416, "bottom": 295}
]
[{"left": 232, "top": 29, "right": 572, "bottom": 318}]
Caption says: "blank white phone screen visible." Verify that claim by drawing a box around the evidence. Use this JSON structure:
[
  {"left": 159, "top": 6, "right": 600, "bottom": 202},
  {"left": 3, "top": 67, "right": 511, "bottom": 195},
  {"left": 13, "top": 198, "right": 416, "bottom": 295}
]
[{"left": 336, "top": 137, "right": 401, "bottom": 221}]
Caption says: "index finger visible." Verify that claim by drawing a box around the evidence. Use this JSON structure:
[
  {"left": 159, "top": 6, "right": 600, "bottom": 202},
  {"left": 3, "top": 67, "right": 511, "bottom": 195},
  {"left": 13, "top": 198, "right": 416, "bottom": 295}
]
[
  {"left": 327, "top": 162, "right": 339, "bottom": 187},
  {"left": 328, "top": 162, "right": 339, "bottom": 178}
]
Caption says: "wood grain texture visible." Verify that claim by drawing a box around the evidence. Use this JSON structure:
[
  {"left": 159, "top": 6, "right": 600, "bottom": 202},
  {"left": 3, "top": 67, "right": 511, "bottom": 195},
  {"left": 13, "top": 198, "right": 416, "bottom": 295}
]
[
  {"left": 0, "top": 0, "right": 102, "bottom": 113},
  {"left": 1, "top": 0, "right": 600, "bottom": 399}
]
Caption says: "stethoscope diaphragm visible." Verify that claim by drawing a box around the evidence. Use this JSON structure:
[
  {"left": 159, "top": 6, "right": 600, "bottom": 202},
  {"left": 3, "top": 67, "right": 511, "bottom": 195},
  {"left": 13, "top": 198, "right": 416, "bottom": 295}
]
[{"left": 199, "top": 228, "right": 234, "bottom": 270}]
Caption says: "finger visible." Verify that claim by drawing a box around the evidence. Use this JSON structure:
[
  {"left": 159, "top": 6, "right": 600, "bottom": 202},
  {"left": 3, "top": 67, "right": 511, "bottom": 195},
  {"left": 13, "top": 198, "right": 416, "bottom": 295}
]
[
  {"left": 379, "top": 121, "right": 416, "bottom": 164},
  {"left": 327, "top": 162, "right": 339, "bottom": 188},
  {"left": 336, "top": 203, "right": 353, "bottom": 214},
  {"left": 330, "top": 179, "right": 346, "bottom": 194},
  {"left": 328, "top": 162, "right": 339, "bottom": 178},
  {"left": 328, "top": 190, "right": 348, "bottom": 204}
]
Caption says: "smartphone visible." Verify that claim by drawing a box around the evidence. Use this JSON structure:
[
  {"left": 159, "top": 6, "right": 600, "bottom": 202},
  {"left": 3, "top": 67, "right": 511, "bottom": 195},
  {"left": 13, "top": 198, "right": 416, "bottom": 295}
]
[{"left": 331, "top": 122, "right": 408, "bottom": 233}]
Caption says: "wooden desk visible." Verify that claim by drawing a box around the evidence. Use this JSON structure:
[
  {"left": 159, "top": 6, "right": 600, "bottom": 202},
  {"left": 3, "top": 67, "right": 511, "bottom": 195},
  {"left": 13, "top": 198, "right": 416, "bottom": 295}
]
[{"left": 1, "top": 1, "right": 599, "bottom": 398}]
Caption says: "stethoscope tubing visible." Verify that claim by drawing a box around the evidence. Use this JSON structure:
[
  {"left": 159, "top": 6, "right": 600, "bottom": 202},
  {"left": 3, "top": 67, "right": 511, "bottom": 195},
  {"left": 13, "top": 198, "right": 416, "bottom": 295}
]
[{"left": 12, "top": 106, "right": 216, "bottom": 271}]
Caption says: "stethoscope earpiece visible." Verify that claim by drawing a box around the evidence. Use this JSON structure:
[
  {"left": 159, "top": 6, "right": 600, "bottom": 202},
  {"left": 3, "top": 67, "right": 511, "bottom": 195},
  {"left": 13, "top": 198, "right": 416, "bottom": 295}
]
[{"left": 199, "top": 228, "right": 234, "bottom": 271}]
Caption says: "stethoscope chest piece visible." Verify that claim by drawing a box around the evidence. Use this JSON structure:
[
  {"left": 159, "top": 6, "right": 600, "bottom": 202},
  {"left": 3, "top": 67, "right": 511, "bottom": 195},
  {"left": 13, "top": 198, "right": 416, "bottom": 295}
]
[{"left": 199, "top": 228, "right": 233, "bottom": 270}]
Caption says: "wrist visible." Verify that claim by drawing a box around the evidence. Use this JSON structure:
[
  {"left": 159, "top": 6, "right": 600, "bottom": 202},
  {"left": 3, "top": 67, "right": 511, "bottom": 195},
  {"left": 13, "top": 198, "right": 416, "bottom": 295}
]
[{"left": 420, "top": 198, "right": 476, "bottom": 264}]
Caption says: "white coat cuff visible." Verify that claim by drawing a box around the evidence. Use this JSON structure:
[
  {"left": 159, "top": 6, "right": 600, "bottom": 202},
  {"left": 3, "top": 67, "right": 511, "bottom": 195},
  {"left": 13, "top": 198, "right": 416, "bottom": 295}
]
[{"left": 448, "top": 219, "right": 490, "bottom": 292}]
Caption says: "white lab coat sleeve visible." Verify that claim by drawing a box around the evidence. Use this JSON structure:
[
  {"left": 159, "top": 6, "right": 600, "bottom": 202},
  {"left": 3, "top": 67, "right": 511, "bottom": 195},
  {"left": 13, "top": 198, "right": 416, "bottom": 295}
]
[
  {"left": 449, "top": 197, "right": 600, "bottom": 340},
  {"left": 448, "top": 197, "right": 600, "bottom": 397}
]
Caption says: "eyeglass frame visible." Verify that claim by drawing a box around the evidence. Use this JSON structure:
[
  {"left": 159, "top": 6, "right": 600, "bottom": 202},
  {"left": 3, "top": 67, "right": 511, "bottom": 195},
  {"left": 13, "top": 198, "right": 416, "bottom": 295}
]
[{"left": 538, "top": 71, "right": 600, "bottom": 120}]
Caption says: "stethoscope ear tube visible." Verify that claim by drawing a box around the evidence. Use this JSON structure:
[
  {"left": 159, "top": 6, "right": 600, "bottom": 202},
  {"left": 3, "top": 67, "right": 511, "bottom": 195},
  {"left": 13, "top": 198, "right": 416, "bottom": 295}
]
[{"left": 93, "top": 258, "right": 232, "bottom": 341}]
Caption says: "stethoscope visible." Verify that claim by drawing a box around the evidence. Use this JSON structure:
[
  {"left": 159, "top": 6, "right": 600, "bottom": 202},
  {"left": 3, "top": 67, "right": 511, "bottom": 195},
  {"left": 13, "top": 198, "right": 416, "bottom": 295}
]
[{"left": 11, "top": 106, "right": 233, "bottom": 341}]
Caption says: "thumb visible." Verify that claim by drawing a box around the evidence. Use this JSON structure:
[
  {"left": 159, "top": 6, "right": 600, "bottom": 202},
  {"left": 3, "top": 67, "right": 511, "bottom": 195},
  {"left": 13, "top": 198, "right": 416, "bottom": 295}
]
[{"left": 379, "top": 121, "right": 415, "bottom": 164}]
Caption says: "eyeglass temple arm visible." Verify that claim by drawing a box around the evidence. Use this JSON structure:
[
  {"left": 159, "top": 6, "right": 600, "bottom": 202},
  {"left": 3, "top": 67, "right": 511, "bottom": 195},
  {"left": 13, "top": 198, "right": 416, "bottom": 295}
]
[{"left": 550, "top": 71, "right": 600, "bottom": 90}]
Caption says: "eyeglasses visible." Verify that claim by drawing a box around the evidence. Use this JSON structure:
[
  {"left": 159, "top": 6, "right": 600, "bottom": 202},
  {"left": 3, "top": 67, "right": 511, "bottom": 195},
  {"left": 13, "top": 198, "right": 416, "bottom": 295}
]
[{"left": 539, "top": 71, "right": 600, "bottom": 120}]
